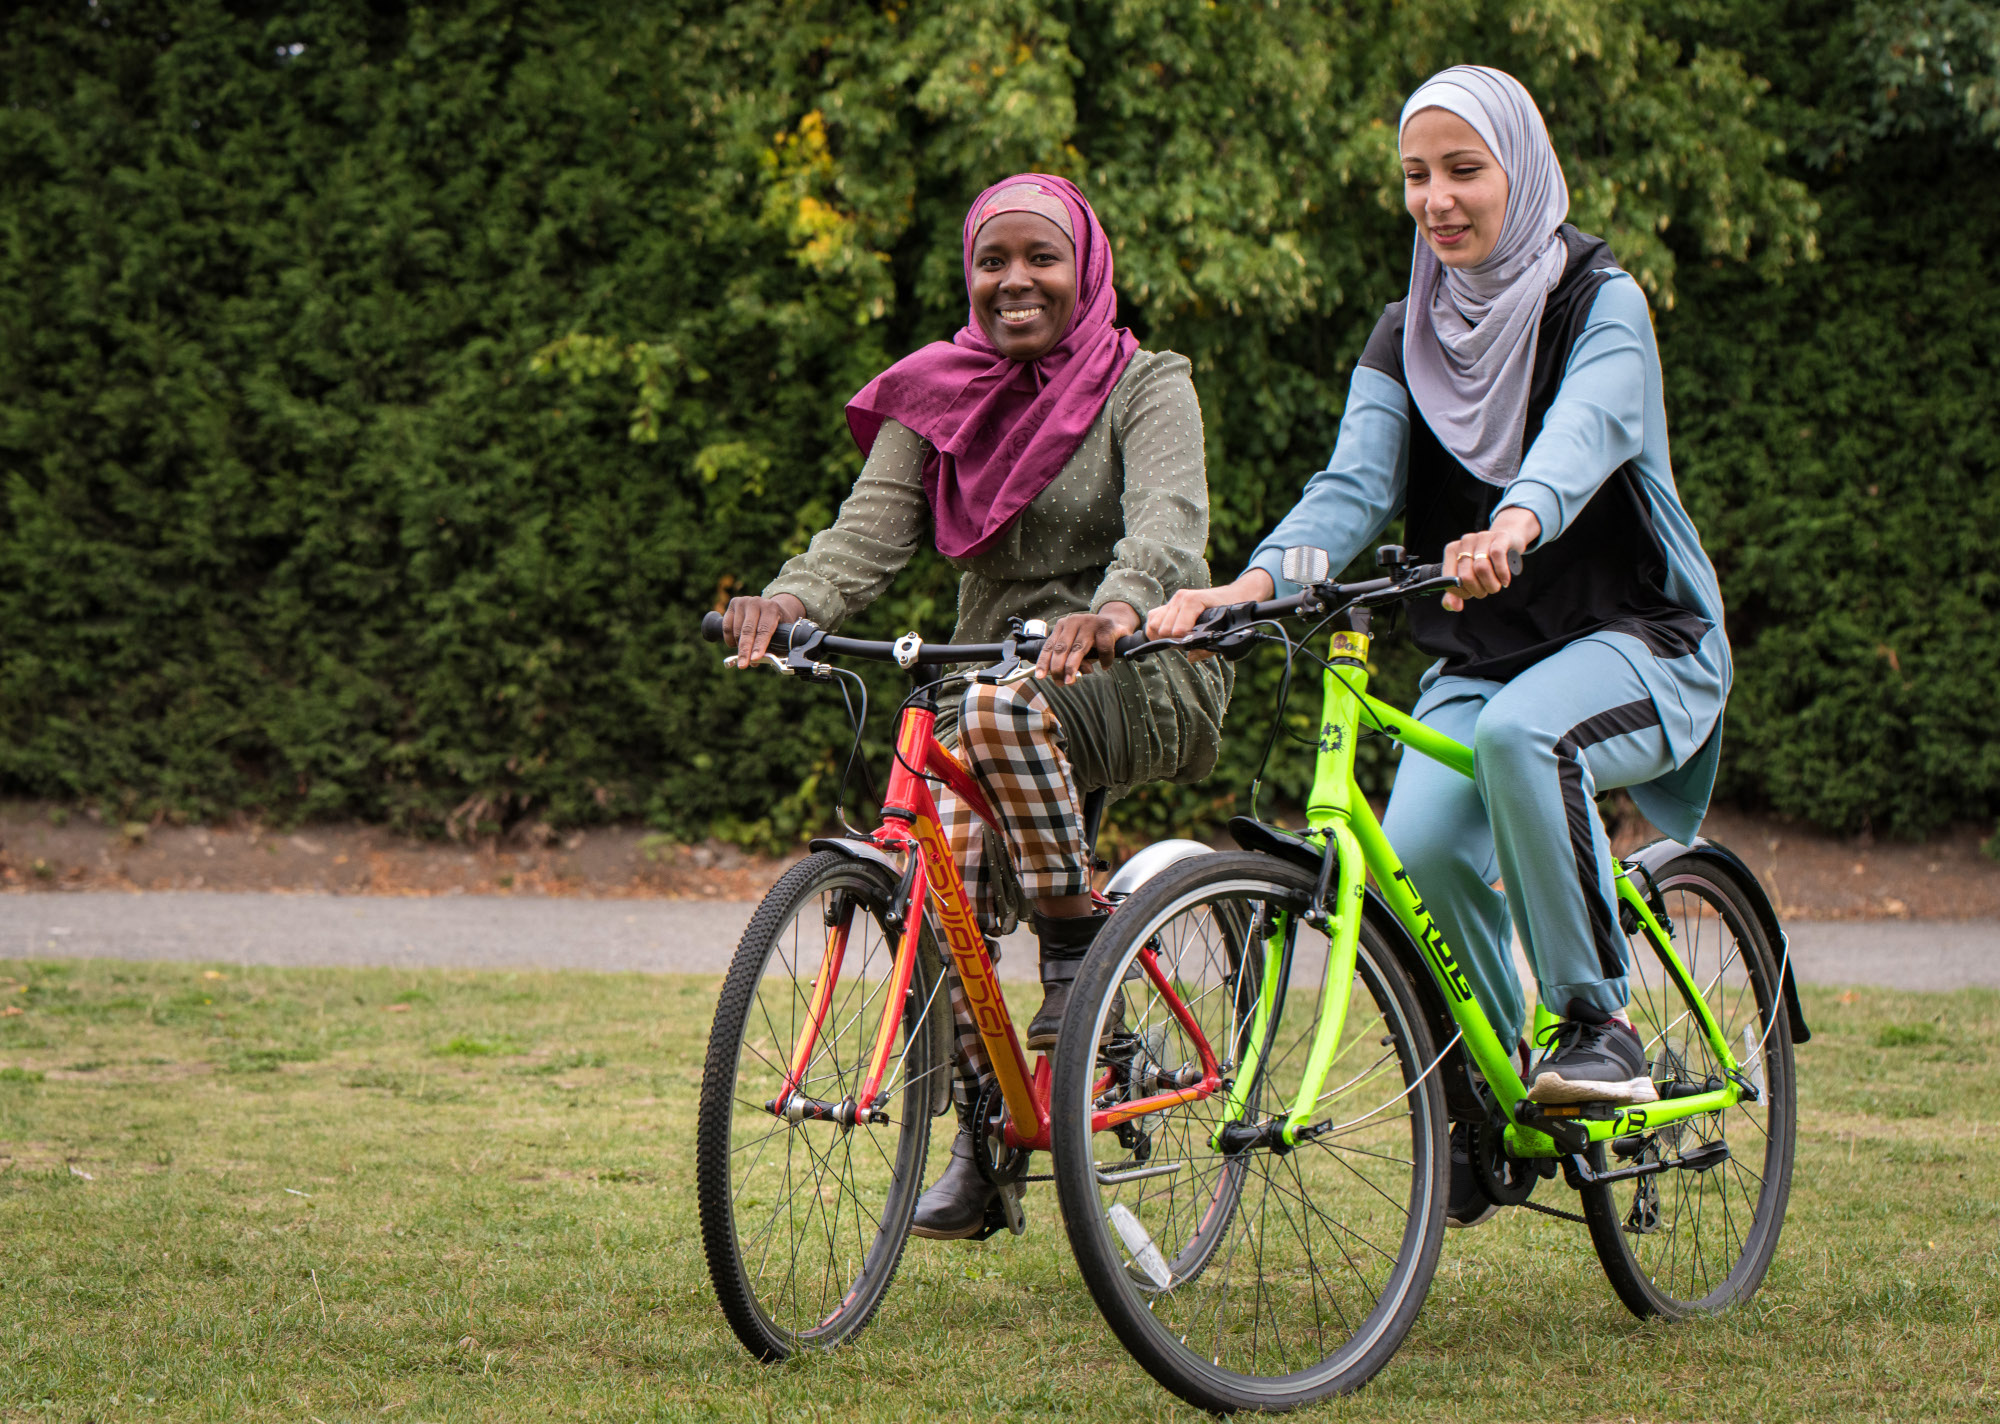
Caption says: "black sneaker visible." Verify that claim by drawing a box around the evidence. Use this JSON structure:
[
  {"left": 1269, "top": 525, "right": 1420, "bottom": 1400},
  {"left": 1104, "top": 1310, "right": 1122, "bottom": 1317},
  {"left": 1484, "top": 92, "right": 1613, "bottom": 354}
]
[
  {"left": 1525, "top": 1000, "right": 1659, "bottom": 1106},
  {"left": 1446, "top": 1122, "right": 1500, "bottom": 1229}
]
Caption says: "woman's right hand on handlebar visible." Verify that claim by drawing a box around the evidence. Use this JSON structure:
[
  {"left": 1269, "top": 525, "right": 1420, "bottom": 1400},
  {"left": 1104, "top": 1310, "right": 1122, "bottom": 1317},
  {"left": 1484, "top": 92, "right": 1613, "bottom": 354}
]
[
  {"left": 721, "top": 592, "right": 807, "bottom": 669},
  {"left": 1145, "top": 570, "right": 1278, "bottom": 642}
]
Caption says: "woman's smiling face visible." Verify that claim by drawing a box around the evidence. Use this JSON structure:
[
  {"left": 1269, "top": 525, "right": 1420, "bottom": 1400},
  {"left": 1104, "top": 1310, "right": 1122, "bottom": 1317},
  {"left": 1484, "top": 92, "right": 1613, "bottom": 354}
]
[
  {"left": 1401, "top": 108, "right": 1510, "bottom": 269},
  {"left": 969, "top": 211, "right": 1078, "bottom": 361}
]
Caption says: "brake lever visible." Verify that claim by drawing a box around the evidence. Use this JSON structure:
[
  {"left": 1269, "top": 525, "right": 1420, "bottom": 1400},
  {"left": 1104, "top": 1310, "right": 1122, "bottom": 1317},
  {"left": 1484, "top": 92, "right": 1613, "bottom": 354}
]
[
  {"left": 973, "top": 617, "right": 1049, "bottom": 685},
  {"left": 1189, "top": 600, "right": 1267, "bottom": 660},
  {"left": 781, "top": 623, "right": 836, "bottom": 683}
]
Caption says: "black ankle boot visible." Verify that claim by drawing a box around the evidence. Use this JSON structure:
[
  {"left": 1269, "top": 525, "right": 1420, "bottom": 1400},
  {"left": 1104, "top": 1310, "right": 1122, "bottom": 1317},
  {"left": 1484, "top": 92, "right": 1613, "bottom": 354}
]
[
  {"left": 910, "top": 1088, "right": 998, "bottom": 1240},
  {"left": 1026, "top": 909, "right": 1112, "bottom": 1052}
]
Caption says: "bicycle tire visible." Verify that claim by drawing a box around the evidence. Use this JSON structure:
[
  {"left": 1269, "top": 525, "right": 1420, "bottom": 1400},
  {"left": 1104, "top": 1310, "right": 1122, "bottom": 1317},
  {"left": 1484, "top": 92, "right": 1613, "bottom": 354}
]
[
  {"left": 1051, "top": 851, "right": 1449, "bottom": 1413},
  {"left": 1579, "top": 853, "right": 1797, "bottom": 1318},
  {"left": 696, "top": 851, "right": 948, "bottom": 1359}
]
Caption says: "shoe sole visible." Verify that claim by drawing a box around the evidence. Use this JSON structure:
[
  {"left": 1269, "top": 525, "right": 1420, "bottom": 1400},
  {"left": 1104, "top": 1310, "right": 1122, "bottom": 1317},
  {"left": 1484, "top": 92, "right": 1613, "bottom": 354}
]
[
  {"left": 1445, "top": 1201, "right": 1501, "bottom": 1230},
  {"left": 1525, "top": 1072, "right": 1660, "bottom": 1106},
  {"left": 908, "top": 1220, "right": 986, "bottom": 1241}
]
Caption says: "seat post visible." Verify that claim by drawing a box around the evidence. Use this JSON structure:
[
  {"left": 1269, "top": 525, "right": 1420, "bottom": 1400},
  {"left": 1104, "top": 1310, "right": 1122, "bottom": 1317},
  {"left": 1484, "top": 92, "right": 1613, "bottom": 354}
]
[{"left": 1081, "top": 787, "right": 1109, "bottom": 859}]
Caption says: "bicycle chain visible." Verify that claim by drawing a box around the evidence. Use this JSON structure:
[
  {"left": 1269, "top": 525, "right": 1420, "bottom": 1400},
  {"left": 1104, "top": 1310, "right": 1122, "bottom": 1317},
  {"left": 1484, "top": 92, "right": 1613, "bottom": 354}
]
[{"left": 1518, "top": 1197, "right": 1589, "bottom": 1226}]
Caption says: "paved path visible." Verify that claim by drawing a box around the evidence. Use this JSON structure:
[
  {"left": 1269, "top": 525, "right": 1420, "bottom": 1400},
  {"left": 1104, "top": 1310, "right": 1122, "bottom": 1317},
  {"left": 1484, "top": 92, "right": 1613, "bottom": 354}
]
[{"left": 4, "top": 892, "right": 1996, "bottom": 990}]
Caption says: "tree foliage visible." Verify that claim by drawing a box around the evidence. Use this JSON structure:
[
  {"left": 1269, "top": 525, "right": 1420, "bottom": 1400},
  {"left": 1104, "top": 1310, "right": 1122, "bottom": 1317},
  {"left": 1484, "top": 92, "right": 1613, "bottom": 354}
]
[{"left": 0, "top": 0, "right": 1990, "bottom": 840}]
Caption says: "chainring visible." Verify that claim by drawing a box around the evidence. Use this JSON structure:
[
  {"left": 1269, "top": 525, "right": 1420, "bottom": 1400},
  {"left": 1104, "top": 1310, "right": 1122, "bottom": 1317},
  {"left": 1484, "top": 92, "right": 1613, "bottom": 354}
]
[{"left": 1471, "top": 1119, "right": 1541, "bottom": 1208}]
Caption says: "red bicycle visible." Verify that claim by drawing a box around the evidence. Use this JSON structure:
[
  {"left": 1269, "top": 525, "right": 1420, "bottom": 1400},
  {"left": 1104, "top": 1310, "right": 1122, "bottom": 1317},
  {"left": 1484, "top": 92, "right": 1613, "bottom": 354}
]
[{"left": 693, "top": 611, "right": 1221, "bottom": 1360}]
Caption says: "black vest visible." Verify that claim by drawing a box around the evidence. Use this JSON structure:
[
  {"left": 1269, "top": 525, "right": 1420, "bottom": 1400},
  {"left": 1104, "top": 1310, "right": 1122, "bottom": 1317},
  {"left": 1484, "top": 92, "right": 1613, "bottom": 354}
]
[{"left": 1359, "top": 226, "right": 1708, "bottom": 683}]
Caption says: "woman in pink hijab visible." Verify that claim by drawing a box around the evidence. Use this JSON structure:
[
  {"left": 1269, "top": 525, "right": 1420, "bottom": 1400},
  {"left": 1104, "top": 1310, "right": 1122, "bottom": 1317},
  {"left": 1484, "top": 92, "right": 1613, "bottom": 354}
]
[{"left": 722, "top": 174, "right": 1231, "bottom": 1238}]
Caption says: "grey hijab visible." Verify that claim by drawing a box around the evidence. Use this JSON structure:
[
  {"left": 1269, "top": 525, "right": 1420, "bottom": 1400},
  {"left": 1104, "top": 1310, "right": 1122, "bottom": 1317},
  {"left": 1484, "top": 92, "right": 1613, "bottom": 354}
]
[{"left": 1399, "top": 66, "right": 1571, "bottom": 486}]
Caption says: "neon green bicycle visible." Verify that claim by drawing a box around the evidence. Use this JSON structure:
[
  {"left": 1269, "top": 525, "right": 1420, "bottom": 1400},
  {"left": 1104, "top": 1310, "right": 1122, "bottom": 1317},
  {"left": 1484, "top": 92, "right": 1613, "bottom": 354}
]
[{"left": 1048, "top": 545, "right": 1805, "bottom": 1413}]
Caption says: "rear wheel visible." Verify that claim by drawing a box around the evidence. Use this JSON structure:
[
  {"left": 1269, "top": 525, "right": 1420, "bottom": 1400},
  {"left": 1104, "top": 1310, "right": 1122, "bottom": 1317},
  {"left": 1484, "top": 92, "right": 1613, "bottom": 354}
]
[
  {"left": 1051, "top": 851, "right": 1448, "bottom": 1413},
  {"left": 1580, "top": 855, "right": 1797, "bottom": 1318},
  {"left": 696, "top": 851, "right": 949, "bottom": 1359}
]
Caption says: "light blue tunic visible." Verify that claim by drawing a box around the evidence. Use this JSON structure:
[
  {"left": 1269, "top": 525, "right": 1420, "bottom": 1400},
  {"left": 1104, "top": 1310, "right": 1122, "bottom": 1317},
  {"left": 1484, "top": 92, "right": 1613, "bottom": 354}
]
[{"left": 1247, "top": 273, "right": 1729, "bottom": 843}]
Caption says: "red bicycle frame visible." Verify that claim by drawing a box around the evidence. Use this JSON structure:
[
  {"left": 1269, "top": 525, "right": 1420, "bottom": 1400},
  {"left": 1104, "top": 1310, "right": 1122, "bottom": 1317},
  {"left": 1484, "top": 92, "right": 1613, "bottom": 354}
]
[{"left": 766, "top": 690, "right": 1224, "bottom": 1151}]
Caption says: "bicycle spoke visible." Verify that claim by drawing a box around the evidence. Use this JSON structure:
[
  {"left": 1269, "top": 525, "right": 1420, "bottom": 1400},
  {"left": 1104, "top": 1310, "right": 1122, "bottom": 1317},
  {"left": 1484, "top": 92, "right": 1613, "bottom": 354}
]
[
  {"left": 1586, "top": 867, "right": 1792, "bottom": 1319},
  {"left": 1061, "top": 870, "right": 1442, "bottom": 1400}
]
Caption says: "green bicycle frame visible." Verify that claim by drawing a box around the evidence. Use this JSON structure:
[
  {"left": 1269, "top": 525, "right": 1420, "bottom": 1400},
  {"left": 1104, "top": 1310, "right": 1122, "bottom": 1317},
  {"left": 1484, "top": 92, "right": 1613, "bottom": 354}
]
[{"left": 1219, "top": 626, "right": 1750, "bottom": 1157}]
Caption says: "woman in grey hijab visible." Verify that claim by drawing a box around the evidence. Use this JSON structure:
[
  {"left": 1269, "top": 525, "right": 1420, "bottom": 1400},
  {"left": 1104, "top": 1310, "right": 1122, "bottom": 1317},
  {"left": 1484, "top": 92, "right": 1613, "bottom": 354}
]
[{"left": 1148, "top": 66, "right": 1733, "bottom": 1228}]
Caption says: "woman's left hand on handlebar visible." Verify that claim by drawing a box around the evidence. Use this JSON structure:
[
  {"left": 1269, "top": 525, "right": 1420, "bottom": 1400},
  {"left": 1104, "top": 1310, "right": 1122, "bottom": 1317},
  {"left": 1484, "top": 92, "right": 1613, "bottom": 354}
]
[
  {"left": 720, "top": 592, "right": 807, "bottom": 668},
  {"left": 1036, "top": 603, "right": 1140, "bottom": 685},
  {"left": 1441, "top": 509, "right": 1540, "bottom": 612}
]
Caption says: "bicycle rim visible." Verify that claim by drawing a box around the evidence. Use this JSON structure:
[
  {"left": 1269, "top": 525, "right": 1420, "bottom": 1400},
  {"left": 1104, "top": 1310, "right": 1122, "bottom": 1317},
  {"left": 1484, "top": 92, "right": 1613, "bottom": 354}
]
[
  {"left": 1053, "top": 853, "right": 1447, "bottom": 1412},
  {"left": 1582, "top": 857, "right": 1796, "bottom": 1317},
  {"left": 695, "top": 851, "right": 948, "bottom": 1358}
]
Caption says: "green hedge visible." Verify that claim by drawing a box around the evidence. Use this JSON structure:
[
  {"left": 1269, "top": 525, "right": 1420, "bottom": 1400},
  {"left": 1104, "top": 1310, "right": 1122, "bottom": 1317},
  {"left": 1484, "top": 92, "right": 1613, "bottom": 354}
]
[
  {"left": 1655, "top": 0, "right": 2000, "bottom": 836},
  {"left": 0, "top": 0, "right": 1993, "bottom": 841}
]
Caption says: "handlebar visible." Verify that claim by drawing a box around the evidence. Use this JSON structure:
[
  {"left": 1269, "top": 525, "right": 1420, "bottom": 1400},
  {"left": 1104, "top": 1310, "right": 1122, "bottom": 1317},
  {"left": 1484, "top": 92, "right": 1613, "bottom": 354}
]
[
  {"left": 698, "top": 610, "right": 1048, "bottom": 666},
  {"left": 1108, "top": 549, "right": 1517, "bottom": 659},
  {"left": 703, "top": 548, "right": 1522, "bottom": 671}
]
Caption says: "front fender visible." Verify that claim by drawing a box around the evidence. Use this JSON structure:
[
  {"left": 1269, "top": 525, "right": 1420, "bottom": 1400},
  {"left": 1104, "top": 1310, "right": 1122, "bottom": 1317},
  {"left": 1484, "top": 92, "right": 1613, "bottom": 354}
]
[
  {"left": 1623, "top": 837, "right": 1810, "bottom": 1045},
  {"left": 808, "top": 835, "right": 904, "bottom": 878}
]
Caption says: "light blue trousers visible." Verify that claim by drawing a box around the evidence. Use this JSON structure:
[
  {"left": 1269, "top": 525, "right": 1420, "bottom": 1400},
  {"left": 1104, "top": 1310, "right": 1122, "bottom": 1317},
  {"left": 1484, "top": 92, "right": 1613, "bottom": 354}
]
[{"left": 1381, "top": 637, "right": 1675, "bottom": 1048}]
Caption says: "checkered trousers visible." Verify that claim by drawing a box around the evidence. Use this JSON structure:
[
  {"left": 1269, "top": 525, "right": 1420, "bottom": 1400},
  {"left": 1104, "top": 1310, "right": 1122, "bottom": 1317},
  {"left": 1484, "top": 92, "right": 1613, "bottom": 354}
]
[
  {"left": 931, "top": 678, "right": 1091, "bottom": 937},
  {"left": 932, "top": 678, "right": 1090, "bottom": 1091}
]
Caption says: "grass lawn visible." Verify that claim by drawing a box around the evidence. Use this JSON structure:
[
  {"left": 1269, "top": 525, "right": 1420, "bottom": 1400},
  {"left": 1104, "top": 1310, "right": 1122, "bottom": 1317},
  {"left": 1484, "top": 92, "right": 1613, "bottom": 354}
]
[{"left": 0, "top": 955, "right": 1995, "bottom": 1421}]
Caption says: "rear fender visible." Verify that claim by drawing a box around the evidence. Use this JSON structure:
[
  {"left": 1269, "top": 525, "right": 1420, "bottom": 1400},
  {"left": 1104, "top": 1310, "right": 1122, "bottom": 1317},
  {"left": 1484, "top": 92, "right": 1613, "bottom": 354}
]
[
  {"left": 1102, "top": 839, "right": 1214, "bottom": 902},
  {"left": 808, "top": 837, "right": 955, "bottom": 1113},
  {"left": 1622, "top": 836, "right": 1810, "bottom": 1045}
]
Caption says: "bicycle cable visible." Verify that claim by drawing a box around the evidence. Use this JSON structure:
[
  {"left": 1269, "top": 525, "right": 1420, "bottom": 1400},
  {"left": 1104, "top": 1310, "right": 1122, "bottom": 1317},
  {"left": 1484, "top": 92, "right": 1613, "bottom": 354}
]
[
  {"left": 1229, "top": 622, "right": 1300, "bottom": 824},
  {"left": 886, "top": 682, "right": 948, "bottom": 787},
  {"left": 826, "top": 664, "right": 877, "bottom": 840},
  {"left": 1235, "top": 589, "right": 1381, "bottom": 820}
]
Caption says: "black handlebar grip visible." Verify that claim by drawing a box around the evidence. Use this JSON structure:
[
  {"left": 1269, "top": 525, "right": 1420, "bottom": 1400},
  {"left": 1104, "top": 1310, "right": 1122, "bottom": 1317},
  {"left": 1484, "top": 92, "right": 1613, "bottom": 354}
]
[
  {"left": 1113, "top": 632, "right": 1152, "bottom": 658},
  {"left": 701, "top": 610, "right": 725, "bottom": 642},
  {"left": 1420, "top": 548, "right": 1524, "bottom": 585}
]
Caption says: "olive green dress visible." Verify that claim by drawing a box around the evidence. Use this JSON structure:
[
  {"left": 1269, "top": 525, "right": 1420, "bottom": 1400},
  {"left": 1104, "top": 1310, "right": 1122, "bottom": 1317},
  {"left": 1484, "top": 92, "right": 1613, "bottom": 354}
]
[{"left": 765, "top": 348, "right": 1232, "bottom": 918}]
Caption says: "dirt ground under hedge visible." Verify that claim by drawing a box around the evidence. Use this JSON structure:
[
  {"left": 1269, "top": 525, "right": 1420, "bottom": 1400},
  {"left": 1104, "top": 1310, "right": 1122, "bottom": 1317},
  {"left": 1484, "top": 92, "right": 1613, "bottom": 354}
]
[{"left": 3, "top": 800, "right": 1995, "bottom": 920}]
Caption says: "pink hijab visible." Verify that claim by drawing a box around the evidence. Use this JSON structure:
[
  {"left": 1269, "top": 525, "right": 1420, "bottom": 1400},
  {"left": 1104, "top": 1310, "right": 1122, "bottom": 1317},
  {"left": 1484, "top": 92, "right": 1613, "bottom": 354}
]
[{"left": 844, "top": 174, "right": 1139, "bottom": 560}]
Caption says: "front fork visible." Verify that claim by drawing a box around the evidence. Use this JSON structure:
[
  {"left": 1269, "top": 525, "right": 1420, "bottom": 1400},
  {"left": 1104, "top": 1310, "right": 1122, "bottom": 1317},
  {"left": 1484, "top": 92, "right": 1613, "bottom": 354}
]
[{"left": 1215, "top": 632, "right": 1373, "bottom": 1148}]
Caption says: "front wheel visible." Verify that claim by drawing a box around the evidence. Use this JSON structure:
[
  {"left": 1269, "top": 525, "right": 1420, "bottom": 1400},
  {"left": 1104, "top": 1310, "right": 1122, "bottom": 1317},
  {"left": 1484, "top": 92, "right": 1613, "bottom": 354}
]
[
  {"left": 1050, "top": 851, "right": 1449, "bottom": 1413},
  {"left": 1580, "top": 854, "right": 1797, "bottom": 1318},
  {"left": 695, "top": 851, "right": 949, "bottom": 1359}
]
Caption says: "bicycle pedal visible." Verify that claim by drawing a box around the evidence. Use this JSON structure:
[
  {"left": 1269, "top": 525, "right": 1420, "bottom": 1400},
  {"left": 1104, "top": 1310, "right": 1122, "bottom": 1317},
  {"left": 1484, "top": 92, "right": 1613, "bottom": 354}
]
[
  {"left": 1677, "top": 1140, "right": 1730, "bottom": 1173},
  {"left": 971, "top": 1184, "right": 1027, "bottom": 1241}
]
